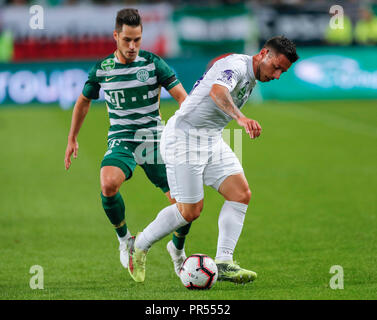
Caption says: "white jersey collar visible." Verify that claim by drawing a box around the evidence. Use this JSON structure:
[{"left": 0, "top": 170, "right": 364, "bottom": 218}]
[{"left": 248, "top": 55, "right": 256, "bottom": 83}]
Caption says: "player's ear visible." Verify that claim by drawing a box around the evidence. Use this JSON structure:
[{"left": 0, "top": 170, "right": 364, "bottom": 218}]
[
  {"left": 260, "top": 47, "right": 269, "bottom": 57},
  {"left": 113, "top": 30, "right": 118, "bottom": 42}
]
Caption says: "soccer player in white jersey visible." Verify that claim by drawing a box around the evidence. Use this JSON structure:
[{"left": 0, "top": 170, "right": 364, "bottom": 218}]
[
  {"left": 128, "top": 36, "right": 299, "bottom": 283},
  {"left": 64, "top": 9, "right": 190, "bottom": 272}
]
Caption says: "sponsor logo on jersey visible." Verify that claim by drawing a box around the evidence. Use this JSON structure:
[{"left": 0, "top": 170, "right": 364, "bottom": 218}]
[
  {"left": 101, "top": 58, "right": 115, "bottom": 71},
  {"left": 218, "top": 69, "right": 234, "bottom": 85},
  {"left": 136, "top": 69, "right": 150, "bottom": 82},
  {"left": 238, "top": 87, "right": 246, "bottom": 99},
  {"left": 105, "top": 76, "right": 116, "bottom": 82},
  {"left": 237, "top": 82, "right": 249, "bottom": 99}
]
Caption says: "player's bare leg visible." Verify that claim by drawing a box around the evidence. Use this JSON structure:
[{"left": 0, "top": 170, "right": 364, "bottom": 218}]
[
  {"left": 218, "top": 173, "right": 251, "bottom": 205},
  {"left": 101, "top": 166, "right": 125, "bottom": 197},
  {"left": 215, "top": 173, "right": 257, "bottom": 283},
  {"left": 164, "top": 191, "right": 176, "bottom": 205},
  {"left": 100, "top": 166, "right": 131, "bottom": 269}
]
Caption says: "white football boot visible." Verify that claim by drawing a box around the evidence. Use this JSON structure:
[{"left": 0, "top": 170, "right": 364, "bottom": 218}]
[
  {"left": 118, "top": 231, "right": 131, "bottom": 269},
  {"left": 167, "top": 240, "right": 187, "bottom": 277},
  {"left": 119, "top": 241, "right": 129, "bottom": 269}
]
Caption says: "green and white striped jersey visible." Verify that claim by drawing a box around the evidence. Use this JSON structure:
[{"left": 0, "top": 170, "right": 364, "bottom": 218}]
[{"left": 82, "top": 50, "right": 180, "bottom": 142}]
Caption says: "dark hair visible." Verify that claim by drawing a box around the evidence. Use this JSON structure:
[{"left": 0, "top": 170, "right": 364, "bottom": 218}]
[
  {"left": 115, "top": 8, "right": 142, "bottom": 32},
  {"left": 264, "top": 36, "right": 299, "bottom": 63}
]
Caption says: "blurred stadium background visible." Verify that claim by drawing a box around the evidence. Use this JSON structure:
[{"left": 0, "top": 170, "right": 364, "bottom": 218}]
[
  {"left": 2, "top": 0, "right": 377, "bottom": 106},
  {"left": 1, "top": 0, "right": 376, "bottom": 300}
]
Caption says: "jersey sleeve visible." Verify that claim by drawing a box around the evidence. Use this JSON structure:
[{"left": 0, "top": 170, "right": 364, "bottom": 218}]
[
  {"left": 153, "top": 55, "right": 181, "bottom": 91},
  {"left": 82, "top": 64, "right": 101, "bottom": 100},
  {"left": 212, "top": 58, "right": 243, "bottom": 92}
]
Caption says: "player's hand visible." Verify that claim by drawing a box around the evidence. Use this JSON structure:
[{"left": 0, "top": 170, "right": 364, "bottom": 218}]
[
  {"left": 236, "top": 117, "right": 262, "bottom": 139},
  {"left": 64, "top": 139, "right": 79, "bottom": 170}
]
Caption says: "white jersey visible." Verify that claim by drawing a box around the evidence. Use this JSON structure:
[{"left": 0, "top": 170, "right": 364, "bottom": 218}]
[
  {"left": 171, "top": 54, "right": 256, "bottom": 135},
  {"left": 161, "top": 54, "right": 253, "bottom": 202}
]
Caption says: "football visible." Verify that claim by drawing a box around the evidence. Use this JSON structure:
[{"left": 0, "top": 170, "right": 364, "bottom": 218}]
[{"left": 179, "top": 254, "right": 218, "bottom": 290}]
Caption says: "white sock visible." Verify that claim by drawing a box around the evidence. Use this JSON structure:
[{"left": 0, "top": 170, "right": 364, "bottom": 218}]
[
  {"left": 215, "top": 200, "right": 247, "bottom": 263},
  {"left": 117, "top": 229, "right": 131, "bottom": 244},
  {"left": 136, "top": 204, "right": 189, "bottom": 251}
]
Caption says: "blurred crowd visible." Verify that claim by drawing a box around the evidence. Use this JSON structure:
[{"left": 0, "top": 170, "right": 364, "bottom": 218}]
[
  {"left": 1, "top": 0, "right": 377, "bottom": 62},
  {"left": 0, "top": 0, "right": 374, "bottom": 6}
]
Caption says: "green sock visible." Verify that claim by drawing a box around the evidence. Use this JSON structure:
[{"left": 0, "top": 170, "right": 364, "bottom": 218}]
[
  {"left": 101, "top": 192, "right": 127, "bottom": 238},
  {"left": 172, "top": 222, "right": 192, "bottom": 250}
]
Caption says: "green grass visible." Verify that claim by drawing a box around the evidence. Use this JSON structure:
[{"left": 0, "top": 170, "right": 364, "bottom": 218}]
[{"left": 0, "top": 99, "right": 376, "bottom": 300}]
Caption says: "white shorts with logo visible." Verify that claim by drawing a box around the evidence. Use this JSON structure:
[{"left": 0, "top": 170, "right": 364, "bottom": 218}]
[{"left": 160, "top": 120, "right": 244, "bottom": 204}]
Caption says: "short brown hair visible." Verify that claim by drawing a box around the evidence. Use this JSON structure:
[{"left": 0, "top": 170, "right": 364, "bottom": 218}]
[{"left": 115, "top": 8, "right": 142, "bottom": 32}]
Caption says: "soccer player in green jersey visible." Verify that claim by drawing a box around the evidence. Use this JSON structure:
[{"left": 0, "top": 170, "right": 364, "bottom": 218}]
[{"left": 64, "top": 8, "right": 191, "bottom": 272}]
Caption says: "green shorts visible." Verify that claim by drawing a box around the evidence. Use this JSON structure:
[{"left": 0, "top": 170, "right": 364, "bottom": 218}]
[{"left": 101, "top": 139, "right": 170, "bottom": 193}]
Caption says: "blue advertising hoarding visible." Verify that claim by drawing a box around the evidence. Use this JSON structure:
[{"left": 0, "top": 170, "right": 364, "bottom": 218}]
[{"left": 1, "top": 47, "right": 376, "bottom": 109}]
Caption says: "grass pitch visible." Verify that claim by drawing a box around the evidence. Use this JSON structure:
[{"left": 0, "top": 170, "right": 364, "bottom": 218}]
[{"left": 0, "top": 99, "right": 376, "bottom": 300}]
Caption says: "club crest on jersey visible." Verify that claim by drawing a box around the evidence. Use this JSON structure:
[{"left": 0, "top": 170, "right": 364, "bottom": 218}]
[
  {"left": 136, "top": 69, "right": 150, "bottom": 82},
  {"left": 218, "top": 69, "right": 234, "bottom": 85},
  {"left": 101, "top": 58, "right": 115, "bottom": 71}
]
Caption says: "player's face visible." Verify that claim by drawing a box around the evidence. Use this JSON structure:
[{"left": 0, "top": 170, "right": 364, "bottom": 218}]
[
  {"left": 114, "top": 24, "right": 142, "bottom": 63},
  {"left": 257, "top": 49, "right": 292, "bottom": 82}
]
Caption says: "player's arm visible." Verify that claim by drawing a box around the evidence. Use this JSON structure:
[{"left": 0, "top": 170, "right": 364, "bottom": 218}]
[
  {"left": 154, "top": 54, "right": 187, "bottom": 107},
  {"left": 65, "top": 63, "right": 100, "bottom": 170},
  {"left": 64, "top": 94, "right": 92, "bottom": 170},
  {"left": 209, "top": 84, "right": 261, "bottom": 139},
  {"left": 168, "top": 83, "right": 187, "bottom": 106}
]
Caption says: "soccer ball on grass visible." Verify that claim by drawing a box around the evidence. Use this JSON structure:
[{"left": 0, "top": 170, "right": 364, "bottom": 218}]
[{"left": 179, "top": 254, "right": 218, "bottom": 290}]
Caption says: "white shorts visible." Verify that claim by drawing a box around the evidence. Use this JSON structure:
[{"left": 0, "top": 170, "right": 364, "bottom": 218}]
[{"left": 160, "top": 122, "right": 243, "bottom": 204}]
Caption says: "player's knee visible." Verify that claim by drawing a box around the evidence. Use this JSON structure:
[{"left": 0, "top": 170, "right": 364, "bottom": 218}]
[
  {"left": 179, "top": 202, "right": 203, "bottom": 222},
  {"left": 237, "top": 188, "right": 252, "bottom": 205},
  {"left": 101, "top": 178, "right": 121, "bottom": 197},
  {"left": 184, "top": 211, "right": 201, "bottom": 222},
  {"left": 187, "top": 207, "right": 202, "bottom": 222}
]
